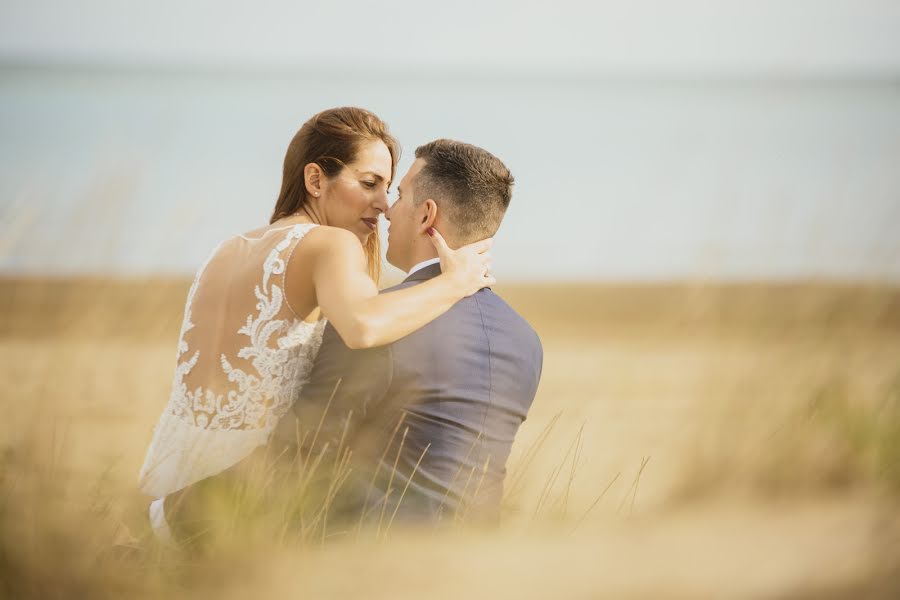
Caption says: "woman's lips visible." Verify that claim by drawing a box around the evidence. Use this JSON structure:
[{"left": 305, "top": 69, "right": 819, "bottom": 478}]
[{"left": 361, "top": 217, "right": 378, "bottom": 231}]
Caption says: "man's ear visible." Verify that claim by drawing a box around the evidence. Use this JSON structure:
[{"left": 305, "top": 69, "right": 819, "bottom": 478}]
[
  {"left": 304, "top": 163, "right": 323, "bottom": 198},
  {"left": 417, "top": 199, "right": 438, "bottom": 234}
]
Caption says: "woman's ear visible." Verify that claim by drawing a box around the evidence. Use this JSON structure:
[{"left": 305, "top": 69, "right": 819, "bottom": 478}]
[
  {"left": 304, "top": 163, "right": 323, "bottom": 198},
  {"left": 417, "top": 198, "right": 438, "bottom": 234}
]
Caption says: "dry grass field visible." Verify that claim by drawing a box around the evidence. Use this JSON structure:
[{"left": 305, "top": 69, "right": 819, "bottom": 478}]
[{"left": 1, "top": 277, "right": 899, "bottom": 598}]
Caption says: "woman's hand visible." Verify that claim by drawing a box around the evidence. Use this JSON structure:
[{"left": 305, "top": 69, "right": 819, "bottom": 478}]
[{"left": 427, "top": 227, "right": 495, "bottom": 297}]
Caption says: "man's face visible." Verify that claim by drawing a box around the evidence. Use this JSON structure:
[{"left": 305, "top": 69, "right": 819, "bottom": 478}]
[{"left": 385, "top": 158, "right": 427, "bottom": 271}]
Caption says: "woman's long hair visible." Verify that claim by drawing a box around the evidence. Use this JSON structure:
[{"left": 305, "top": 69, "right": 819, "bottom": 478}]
[{"left": 270, "top": 107, "right": 400, "bottom": 283}]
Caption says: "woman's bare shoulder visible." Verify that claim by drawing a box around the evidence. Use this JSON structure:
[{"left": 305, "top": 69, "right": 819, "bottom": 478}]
[
  {"left": 238, "top": 221, "right": 316, "bottom": 241},
  {"left": 239, "top": 225, "right": 270, "bottom": 239},
  {"left": 284, "top": 225, "right": 366, "bottom": 278},
  {"left": 296, "top": 225, "right": 363, "bottom": 255}
]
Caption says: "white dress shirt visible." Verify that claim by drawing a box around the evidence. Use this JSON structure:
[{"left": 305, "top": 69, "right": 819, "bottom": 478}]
[{"left": 407, "top": 257, "right": 441, "bottom": 278}]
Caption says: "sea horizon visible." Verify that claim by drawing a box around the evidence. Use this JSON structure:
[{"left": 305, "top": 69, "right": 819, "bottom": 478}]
[{"left": 2, "top": 64, "right": 899, "bottom": 282}]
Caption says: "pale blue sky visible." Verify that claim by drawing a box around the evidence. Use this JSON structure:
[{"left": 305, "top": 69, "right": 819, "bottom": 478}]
[
  {"left": 2, "top": 0, "right": 899, "bottom": 76},
  {"left": 1, "top": 2, "right": 899, "bottom": 281}
]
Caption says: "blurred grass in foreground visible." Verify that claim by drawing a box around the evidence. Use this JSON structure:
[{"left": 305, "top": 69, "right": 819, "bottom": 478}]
[{"left": 1, "top": 277, "right": 899, "bottom": 598}]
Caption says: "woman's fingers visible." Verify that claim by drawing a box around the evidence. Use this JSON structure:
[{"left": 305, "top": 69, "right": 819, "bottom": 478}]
[
  {"left": 427, "top": 228, "right": 495, "bottom": 291},
  {"left": 426, "top": 227, "right": 451, "bottom": 256},
  {"left": 465, "top": 237, "right": 493, "bottom": 254},
  {"left": 427, "top": 229, "right": 493, "bottom": 257}
]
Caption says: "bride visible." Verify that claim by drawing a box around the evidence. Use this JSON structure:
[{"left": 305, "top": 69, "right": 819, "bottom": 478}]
[{"left": 138, "top": 107, "right": 493, "bottom": 538}]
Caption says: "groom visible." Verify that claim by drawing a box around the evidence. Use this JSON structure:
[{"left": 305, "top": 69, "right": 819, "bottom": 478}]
[{"left": 279, "top": 139, "right": 542, "bottom": 524}]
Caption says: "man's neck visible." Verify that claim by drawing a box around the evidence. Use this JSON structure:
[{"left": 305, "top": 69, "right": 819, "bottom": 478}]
[
  {"left": 407, "top": 257, "right": 441, "bottom": 276},
  {"left": 402, "top": 246, "right": 438, "bottom": 275}
]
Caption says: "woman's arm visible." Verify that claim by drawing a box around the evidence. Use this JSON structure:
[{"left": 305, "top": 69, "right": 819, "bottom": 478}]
[{"left": 306, "top": 226, "right": 493, "bottom": 349}]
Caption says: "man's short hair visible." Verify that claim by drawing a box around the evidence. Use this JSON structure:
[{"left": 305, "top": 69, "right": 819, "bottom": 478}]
[{"left": 413, "top": 139, "right": 514, "bottom": 243}]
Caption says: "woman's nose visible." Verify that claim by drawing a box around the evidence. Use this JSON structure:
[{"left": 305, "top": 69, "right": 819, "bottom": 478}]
[{"left": 374, "top": 190, "right": 389, "bottom": 212}]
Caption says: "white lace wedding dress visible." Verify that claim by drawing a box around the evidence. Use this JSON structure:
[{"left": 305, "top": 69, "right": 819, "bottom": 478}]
[{"left": 139, "top": 222, "right": 326, "bottom": 536}]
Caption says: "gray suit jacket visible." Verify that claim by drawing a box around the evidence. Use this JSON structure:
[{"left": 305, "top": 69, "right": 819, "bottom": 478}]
[{"left": 287, "top": 263, "right": 543, "bottom": 524}]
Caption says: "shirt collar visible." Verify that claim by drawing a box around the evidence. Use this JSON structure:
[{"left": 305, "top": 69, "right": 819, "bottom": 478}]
[{"left": 407, "top": 257, "right": 441, "bottom": 277}]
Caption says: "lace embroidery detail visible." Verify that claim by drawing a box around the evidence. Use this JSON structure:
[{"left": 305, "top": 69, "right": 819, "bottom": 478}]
[
  {"left": 165, "top": 243, "right": 216, "bottom": 426},
  {"left": 169, "top": 225, "right": 321, "bottom": 431},
  {"left": 139, "top": 224, "right": 326, "bottom": 496}
]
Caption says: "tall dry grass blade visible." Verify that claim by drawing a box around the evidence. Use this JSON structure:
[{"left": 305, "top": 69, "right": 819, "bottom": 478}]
[
  {"left": 453, "top": 465, "right": 480, "bottom": 526},
  {"left": 276, "top": 439, "right": 309, "bottom": 546},
  {"left": 296, "top": 445, "right": 354, "bottom": 546},
  {"left": 285, "top": 427, "right": 311, "bottom": 488},
  {"left": 629, "top": 456, "right": 651, "bottom": 516},
  {"left": 533, "top": 424, "right": 583, "bottom": 519},
  {"left": 384, "top": 442, "right": 431, "bottom": 538},
  {"left": 458, "top": 455, "right": 492, "bottom": 526},
  {"left": 331, "top": 409, "right": 354, "bottom": 479},
  {"left": 376, "top": 426, "right": 409, "bottom": 540},
  {"left": 617, "top": 456, "right": 651, "bottom": 515},
  {"left": 555, "top": 422, "right": 586, "bottom": 517},
  {"left": 270, "top": 378, "right": 341, "bottom": 536},
  {"left": 323, "top": 447, "right": 354, "bottom": 534},
  {"left": 307, "top": 378, "right": 340, "bottom": 454},
  {"left": 435, "top": 431, "right": 484, "bottom": 524},
  {"left": 571, "top": 472, "right": 621, "bottom": 533},
  {"left": 319, "top": 446, "right": 355, "bottom": 545},
  {"left": 254, "top": 443, "right": 292, "bottom": 500},
  {"left": 356, "top": 411, "right": 406, "bottom": 537},
  {"left": 294, "top": 442, "right": 331, "bottom": 541},
  {"left": 505, "top": 412, "right": 562, "bottom": 501},
  {"left": 268, "top": 422, "right": 315, "bottom": 524}
]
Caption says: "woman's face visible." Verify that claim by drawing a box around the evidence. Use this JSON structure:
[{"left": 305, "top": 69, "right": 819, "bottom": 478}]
[{"left": 321, "top": 140, "right": 393, "bottom": 243}]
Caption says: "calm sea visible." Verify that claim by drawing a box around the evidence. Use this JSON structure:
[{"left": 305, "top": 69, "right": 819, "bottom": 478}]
[{"left": 1, "top": 66, "right": 898, "bottom": 281}]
